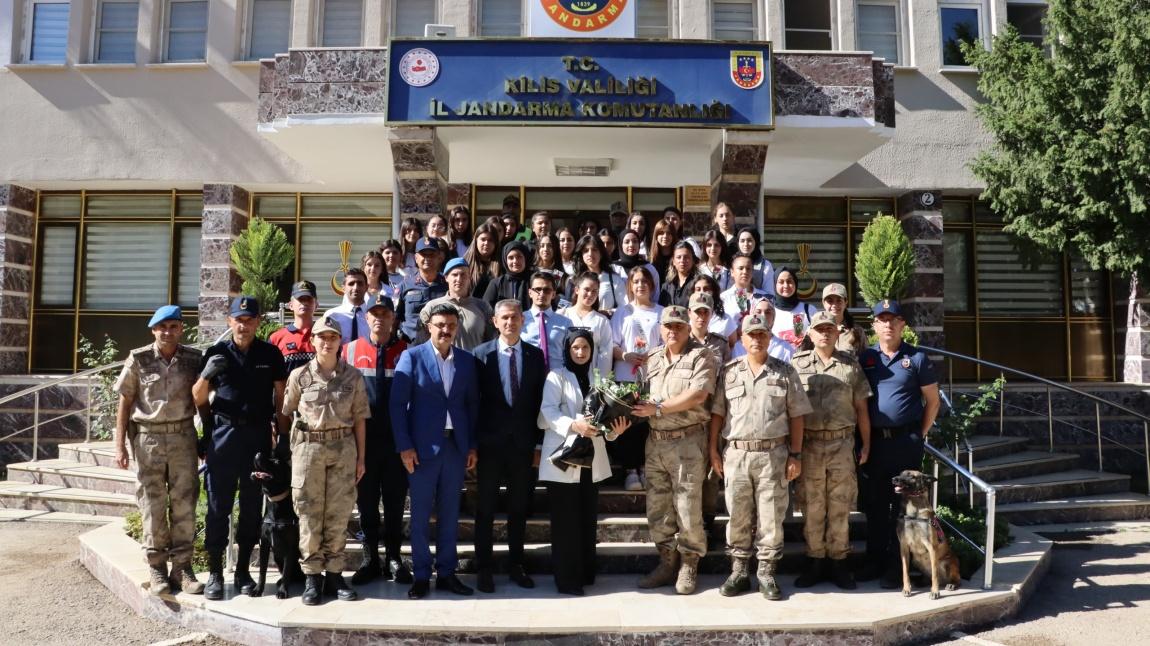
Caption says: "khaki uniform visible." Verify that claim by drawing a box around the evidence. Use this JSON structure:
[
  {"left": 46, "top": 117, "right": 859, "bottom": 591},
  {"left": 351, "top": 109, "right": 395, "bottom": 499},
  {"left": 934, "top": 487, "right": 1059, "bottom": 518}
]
[
  {"left": 283, "top": 359, "right": 370, "bottom": 575},
  {"left": 712, "top": 356, "right": 812, "bottom": 563},
  {"left": 694, "top": 332, "right": 730, "bottom": 519},
  {"left": 113, "top": 343, "right": 202, "bottom": 568},
  {"left": 791, "top": 349, "right": 871, "bottom": 560},
  {"left": 835, "top": 323, "right": 868, "bottom": 357},
  {"left": 643, "top": 339, "right": 717, "bottom": 557}
]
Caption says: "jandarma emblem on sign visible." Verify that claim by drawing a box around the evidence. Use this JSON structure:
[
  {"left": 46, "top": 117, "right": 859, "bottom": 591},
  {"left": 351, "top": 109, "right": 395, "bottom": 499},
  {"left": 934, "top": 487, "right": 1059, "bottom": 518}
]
[
  {"left": 540, "top": 0, "right": 628, "bottom": 31},
  {"left": 730, "top": 51, "right": 765, "bottom": 90},
  {"left": 399, "top": 48, "right": 440, "bottom": 87}
]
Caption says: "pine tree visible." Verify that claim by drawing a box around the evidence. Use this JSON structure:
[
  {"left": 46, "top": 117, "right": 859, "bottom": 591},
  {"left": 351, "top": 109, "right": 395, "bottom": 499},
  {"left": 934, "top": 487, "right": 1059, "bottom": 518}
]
[
  {"left": 854, "top": 214, "right": 915, "bottom": 307},
  {"left": 229, "top": 217, "right": 294, "bottom": 336}
]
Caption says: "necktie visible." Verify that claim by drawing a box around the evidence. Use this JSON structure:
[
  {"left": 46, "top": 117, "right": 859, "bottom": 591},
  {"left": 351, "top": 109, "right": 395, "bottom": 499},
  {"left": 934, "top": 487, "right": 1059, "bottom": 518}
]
[
  {"left": 537, "top": 311, "right": 549, "bottom": 366},
  {"left": 351, "top": 306, "right": 360, "bottom": 341},
  {"left": 509, "top": 346, "right": 520, "bottom": 406}
]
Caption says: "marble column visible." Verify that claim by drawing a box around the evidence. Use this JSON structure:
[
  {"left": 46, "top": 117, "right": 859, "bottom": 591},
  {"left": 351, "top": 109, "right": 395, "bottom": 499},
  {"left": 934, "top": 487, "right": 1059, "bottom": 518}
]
[
  {"left": 896, "top": 191, "right": 945, "bottom": 350},
  {"left": 0, "top": 185, "right": 36, "bottom": 374},
  {"left": 446, "top": 183, "right": 471, "bottom": 215},
  {"left": 1121, "top": 275, "right": 1150, "bottom": 383},
  {"left": 712, "top": 131, "right": 769, "bottom": 235},
  {"left": 389, "top": 127, "right": 447, "bottom": 228},
  {"left": 199, "top": 185, "right": 250, "bottom": 341}
]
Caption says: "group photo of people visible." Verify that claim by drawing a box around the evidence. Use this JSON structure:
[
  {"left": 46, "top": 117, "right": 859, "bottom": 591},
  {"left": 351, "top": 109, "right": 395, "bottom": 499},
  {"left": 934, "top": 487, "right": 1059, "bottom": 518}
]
[{"left": 112, "top": 199, "right": 941, "bottom": 607}]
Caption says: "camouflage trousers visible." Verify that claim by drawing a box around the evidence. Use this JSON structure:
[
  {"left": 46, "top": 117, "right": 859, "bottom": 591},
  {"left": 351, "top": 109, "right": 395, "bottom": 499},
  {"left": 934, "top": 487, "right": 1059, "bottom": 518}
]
[
  {"left": 702, "top": 437, "right": 725, "bottom": 517},
  {"left": 644, "top": 430, "right": 707, "bottom": 557},
  {"left": 130, "top": 421, "right": 199, "bottom": 567},
  {"left": 723, "top": 444, "right": 788, "bottom": 563},
  {"left": 800, "top": 434, "right": 858, "bottom": 559},
  {"left": 291, "top": 431, "right": 358, "bottom": 575}
]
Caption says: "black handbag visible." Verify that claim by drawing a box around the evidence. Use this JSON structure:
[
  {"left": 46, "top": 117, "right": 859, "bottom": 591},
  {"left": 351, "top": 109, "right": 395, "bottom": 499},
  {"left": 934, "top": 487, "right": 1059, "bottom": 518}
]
[{"left": 548, "top": 433, "right": 595, "bottom": 469}]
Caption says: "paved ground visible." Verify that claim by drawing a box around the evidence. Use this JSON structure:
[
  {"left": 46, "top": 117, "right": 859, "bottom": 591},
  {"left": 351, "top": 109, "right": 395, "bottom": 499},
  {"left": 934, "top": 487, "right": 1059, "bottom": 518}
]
[
  {"left": 929, "top": 522, "right": 1150, "bottom": 646},
  {"left": 0, "top": 521, "right": 236, "bottom": 646}
]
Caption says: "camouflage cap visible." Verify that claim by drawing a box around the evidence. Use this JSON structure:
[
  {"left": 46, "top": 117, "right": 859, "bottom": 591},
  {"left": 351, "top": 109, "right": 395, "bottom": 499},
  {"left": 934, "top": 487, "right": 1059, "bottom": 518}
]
[
  {"left": 822, "top": 283, "right": 847, "bottom": 300},
  {"left": 660, "top": 305, "right": 690, "bottom": 326},
  {"left": 741, "top": 314, "right": 770, "bottom": 334},
  {"left": 688, "top": 292, "right": 714, "bottom": 312},
  {"left": 312, "top": 312, "right": 342, "bottom": 337},
  {"left": 810, "top": 310, "right": 838, "bottom": 329}
]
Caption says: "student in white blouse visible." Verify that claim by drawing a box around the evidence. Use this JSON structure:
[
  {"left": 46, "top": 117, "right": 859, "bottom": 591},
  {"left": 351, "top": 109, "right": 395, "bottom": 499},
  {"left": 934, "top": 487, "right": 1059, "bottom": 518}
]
[{"left": 558, "top": 271, "right": 614, "bottom": 379}]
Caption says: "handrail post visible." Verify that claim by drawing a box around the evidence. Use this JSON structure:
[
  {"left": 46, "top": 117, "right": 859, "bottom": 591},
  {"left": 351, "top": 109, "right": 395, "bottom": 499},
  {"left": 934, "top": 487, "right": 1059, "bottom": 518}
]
[
  {"left": 998, "top": 380, "right": 1005, "bottom": 436},
  {"left": 968, "top": 448, "right": 975, "bottom": 509},
  {"left": 954, "top": 443, "right": 961, "bottom": 498},
  {"left": 1145, "top": 421, "right": 1149, "bottom": 496},
  {"left": 948, "top": 358, "right": 954, "bottom": 401},
  {"left": 1096, "top": 401, "right": 1103, "bottom": 472},
  {"left": 983, "top": 490, "right": 996, "bottom": 590},
  {"left": 1046, "top": 386, "right": 1054, "bottom": 453},
  {"left": 31, "top": 390, "right": 40, "bottom": 462},
  {"left": 85, "top": 378, "right": 93, "bottom": 444},
  {"left": 932, "top": 459, "right": 940, "bottom": 507}
]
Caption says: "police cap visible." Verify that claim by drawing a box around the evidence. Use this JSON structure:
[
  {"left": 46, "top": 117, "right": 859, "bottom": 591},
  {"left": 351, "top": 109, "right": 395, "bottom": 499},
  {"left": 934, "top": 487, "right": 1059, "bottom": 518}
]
[{"left": 230, "top": 295, "right": 260, "bottom": 318}]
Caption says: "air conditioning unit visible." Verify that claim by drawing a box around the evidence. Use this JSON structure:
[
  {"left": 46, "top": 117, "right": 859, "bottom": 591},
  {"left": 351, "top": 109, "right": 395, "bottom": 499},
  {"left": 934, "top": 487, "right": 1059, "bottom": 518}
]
[
  {"left": 424, "top": 24, "right": 456, "bottom": 38},
  {"left": 554, "top": 158, "right": 614, "bottom": 177}
]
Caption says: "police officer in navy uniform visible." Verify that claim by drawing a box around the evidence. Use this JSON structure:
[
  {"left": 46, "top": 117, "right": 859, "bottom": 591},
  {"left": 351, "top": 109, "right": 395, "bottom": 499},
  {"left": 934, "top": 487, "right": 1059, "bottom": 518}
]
[
  {"left": 855, "top": 300, "right": 941, "bottom": 587},
  {"left": 396, "top": 236, "right": 449, "bottom": 343},
  {"left": 193, "top": 295, "right": 288, "bottom": 600}
]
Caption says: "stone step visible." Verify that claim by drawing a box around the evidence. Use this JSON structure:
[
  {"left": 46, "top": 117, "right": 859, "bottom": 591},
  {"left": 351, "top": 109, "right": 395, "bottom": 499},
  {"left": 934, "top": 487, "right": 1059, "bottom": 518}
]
[
  {"left": 6, "top": 459, "right": 137, "bottom": 495},
  {"left": 331, "top": 539, "right": 869, "bottom": 576},
  {"left": 0, "top": 508, "right": 122, "bottom": 524},
  {"left": 957, "top": 435, "right": 1031, "bottom": 460},
  {"left": 57, "top": 442, "right": 125, "bottom": 469},
  {"left": 975, "top": 469, "right": 1131, "bottom": 505},
  {"left": 973, "top": 450, "right": 1080, "bottom": 482},
  {"left": 995, "top": 492, "right": 1150, "bottom": 525},
  {"left": 0, "top": 482, "right": 135, "bottom": 516}
]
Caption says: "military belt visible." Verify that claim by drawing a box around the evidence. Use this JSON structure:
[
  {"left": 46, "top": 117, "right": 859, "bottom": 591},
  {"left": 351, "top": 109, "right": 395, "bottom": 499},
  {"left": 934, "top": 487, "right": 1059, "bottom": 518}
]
[
  {"left": 135, "top": 419, "right": 194, "bottom": 434},
  {"left": 292, "top": 426, "right": 353, "bottom": 442},
  {"left": 804, "top": 427, "right": 855, "bottom": 441},
  {"left": 649, "top": 423, "right": 705, "bottom": 441},
  {"left": 874, "top": 424, "right": 918, "bottom": 439},
  {"left": 727, "top": 437, "right": 787, "bottom": 452}
]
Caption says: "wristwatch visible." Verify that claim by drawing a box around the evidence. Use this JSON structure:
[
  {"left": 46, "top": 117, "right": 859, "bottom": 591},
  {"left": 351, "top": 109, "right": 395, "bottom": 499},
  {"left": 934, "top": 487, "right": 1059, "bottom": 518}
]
[
  {"left": 788, "top": 451, "right": 802, "bottom": 460},
  {"left": 654, "top": 400, "right": 663, "bottom": 418}
]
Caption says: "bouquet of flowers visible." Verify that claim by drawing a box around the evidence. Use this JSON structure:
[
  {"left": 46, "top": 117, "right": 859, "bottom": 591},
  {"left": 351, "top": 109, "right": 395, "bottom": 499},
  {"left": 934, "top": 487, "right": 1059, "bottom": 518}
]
[
  {"left": 776, "top": 313, "right": 807, "bottom": 348},
  {"left": 548, "top": 371, "right": 645, "bottom": 470}
]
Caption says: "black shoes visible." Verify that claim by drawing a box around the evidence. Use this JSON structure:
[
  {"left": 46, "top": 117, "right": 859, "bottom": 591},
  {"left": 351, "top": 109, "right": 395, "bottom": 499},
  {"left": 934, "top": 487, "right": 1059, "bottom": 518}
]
[
  {"left": 476, "top": 569, "right": 495, "bottom": 593},
  {"left": 856, "top": 561, "right": 883, "bottom": 582},
  {"left": 234, "top": 544, "right": 257, "bottom": 596},
  {"left": 436, "top": 573, "right": 475, "bottom": 596},
  {"left": 204, "top": 552, "right": 225, "bottom": 601},
  {"left": 557, "top": 585, "right": 585, "bottom": 596},
  {"left": 508, "top": 564, "right": 535, "bottom": 589},
  {"left": 351, "top": 547, "right": 382, "bottom": 585},
  {"left": 408, "top": 579, "right": 430, "bottom": 599},
  {"left": 830, "top": 558, "right": 857, "bottom": 590},
  {"left": 302, "top": 574, "right": 323, "bottom": 606},
  {"left": 324, "top": 572, "right": 358, "bottom": 601},
  {"left": 793, "top": 557, "right": 826, "bottom": 589},
  {"left": 388, "top": 558, "right": 414, "bottom": 584},
  {"left": 880, "top": 567, "right": 902, "bottom": 590}
]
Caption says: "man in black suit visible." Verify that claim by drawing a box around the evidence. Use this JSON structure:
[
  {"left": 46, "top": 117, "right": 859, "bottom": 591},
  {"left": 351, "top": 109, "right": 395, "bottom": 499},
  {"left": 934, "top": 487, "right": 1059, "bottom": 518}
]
[{"left": 472, "top": 298, "right": 549, "bottom": 593}]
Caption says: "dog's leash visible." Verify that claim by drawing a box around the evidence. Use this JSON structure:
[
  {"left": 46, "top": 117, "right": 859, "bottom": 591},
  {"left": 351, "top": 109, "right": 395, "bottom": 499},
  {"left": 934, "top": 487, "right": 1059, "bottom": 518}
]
[{"left": 899, "top": 514, "right": 947, "bottom": 543}]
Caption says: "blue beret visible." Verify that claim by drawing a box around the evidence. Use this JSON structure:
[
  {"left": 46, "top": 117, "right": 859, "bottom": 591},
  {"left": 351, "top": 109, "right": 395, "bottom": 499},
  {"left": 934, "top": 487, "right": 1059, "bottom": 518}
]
[
  {"left": 147, "top": 305, "right": 182, "bottom": 328},
  {"left": 230, "top": 295, "right": 261, "bottom": 318},
  {"left": 872, "top": 299, "right": 903, "bottom": 317},
  {"left": 443, "top": 257, "right": 468, "bottom": 275}
]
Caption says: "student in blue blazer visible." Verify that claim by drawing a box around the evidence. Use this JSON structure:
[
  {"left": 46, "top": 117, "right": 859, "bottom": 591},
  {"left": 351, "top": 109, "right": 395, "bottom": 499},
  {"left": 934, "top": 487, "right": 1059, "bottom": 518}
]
[{"left": 389, "top": 302, "right": 480, "bottom": 599}]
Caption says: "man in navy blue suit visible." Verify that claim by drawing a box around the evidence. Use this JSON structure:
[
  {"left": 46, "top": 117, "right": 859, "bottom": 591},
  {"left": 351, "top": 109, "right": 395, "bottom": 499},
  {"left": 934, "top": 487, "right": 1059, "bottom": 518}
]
[
  {"left": 390, "top": 302, "right": 480, "bottom": 599},
  {"left": 472, "top": 299, "right": 548, "bottom": 593}
]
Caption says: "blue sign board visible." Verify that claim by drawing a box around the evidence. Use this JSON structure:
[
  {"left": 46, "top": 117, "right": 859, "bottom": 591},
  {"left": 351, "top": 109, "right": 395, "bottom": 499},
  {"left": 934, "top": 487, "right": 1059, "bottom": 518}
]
[{"left": 386, "top": 38, "right": 773, "bottom": 129}]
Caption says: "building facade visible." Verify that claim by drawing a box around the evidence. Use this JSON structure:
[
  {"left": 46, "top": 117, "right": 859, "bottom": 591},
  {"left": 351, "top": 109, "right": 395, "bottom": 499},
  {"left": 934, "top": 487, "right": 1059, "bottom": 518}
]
[{"left": 0, "top": 0, "right": 1143, "bottom": 383}]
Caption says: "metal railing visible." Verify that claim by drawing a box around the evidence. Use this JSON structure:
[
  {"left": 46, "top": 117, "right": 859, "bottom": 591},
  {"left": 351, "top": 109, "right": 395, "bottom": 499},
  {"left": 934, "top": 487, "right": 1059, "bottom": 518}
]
[
  {"left": 923, "top": 440, "right": 997, "bottom": 590},
  {"left": 926, "top": 345, "right": 1150, "bottom": 490}
]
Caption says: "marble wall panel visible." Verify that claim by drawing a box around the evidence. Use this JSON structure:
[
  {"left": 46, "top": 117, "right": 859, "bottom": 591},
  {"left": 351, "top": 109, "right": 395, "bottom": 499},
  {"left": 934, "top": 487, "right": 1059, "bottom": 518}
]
[
  {"left": 200, "top": 266, "right": 242, "bottom": 294},
  {"left": 396, "top": 178, "right": 444, "bottom": 215},
  {"left": 0, "top": 237, "right": 34, "bottom": 266},
  {"left": 0, "top": 350, "right": 27, "bottom": 375},
  {"left": 290, "top": 82, "right": 388, "bottom": 115},
  {"left": 446, "top": 183, "right": 471, "bottom": 210},
  {"left": 287, "top": 49, "right": 388, "bottom": 84},
  {"left": 392, "top": 141, "right": 437, "bottom": 172},
  {"left": 0, "top": 184, "right": 36, "bottom": 213},
  {"left": 774, "top": 53, "right": 875, "bottom": 87},
  {"left": 0, "top": 209, "right": 34, "bottom": 237},
  {"left": 775, "top": 85, "right": 873, "bottom": 119},
  {"left": 0, "top": 293, "right": 30, "bottom": 319},
  {"left": 203, "top": 184, "right": 250, "bottom": 212},
  {"left": 914, "top": 243, "right": 944, "bottom": 270},
  {"left": 874, "top": 61, "right": 896, "bottom": 127},
  {"left": 258, "top": 60, "right": 275, "bottom": 93},
  {"left": 721, "top": 144, "right": 768, "bottom": 175},
  {"left": 202, "top": 207, "right": 247, "bottom": 236},
  {"left": 0, "top": 267, "right": 32, "bottom": 292},
  {"left": 200, "top": 238, "right": 236, "bottom": 266}
]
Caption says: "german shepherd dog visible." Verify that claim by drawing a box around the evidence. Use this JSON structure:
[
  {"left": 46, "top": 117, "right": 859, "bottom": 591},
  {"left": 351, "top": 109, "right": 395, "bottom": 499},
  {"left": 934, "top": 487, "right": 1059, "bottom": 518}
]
[
  {"left": 251, "top": 452, "right": 305, "bottom": 598},
  {"left": 892, "top": 470, "right": 962, "bottom": 599}
]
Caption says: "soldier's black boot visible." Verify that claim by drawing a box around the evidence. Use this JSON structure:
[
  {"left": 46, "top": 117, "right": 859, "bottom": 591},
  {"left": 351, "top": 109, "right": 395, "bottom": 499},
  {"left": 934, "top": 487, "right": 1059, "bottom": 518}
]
[
  {"left": 758, "top": 561, "right": 783, "bottom": 601},
  {"left": 234, "top": 544, "right": 257, "bottom": 596},
  {"left": 352, "top": 542, "right": 383, "bottom": 585},
  {"left": 793, "top": 556, "right": 825, "bottom": 588},
  {"left": 204, "top": 552, "right": 225, "bottom": 601},
  {"left": 719, "top": 557, "right": 750, "bottom": 597},
  {"left": 302, "top": 574, "right": 323, "bottom": 606},
  {"left": 830, "top": 557, "right": 857, "bottom": 590},
  {"left": 325, "top": 571, "right": 358, "bottom": 601}
]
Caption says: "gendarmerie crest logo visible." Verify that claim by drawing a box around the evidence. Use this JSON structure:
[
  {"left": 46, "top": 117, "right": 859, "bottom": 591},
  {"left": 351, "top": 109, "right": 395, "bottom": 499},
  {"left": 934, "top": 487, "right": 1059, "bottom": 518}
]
[
  {"left": 730, "top": 51, "right": 765, "bottom": 90},
  {"left": 399, "top": 48, "right": 440, "bottom": 87},
  {"left": 539, "top": 0, "right": 628, "bottom": 32}
]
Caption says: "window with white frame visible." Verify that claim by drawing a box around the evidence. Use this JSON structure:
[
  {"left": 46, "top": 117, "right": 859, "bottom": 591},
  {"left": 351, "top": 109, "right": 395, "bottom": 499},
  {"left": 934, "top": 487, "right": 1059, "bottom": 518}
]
[
  {"left": 712, "top": 0, "right": 754, "bottom": 41},
  {"left": 164, "top": 0, "right": 207, "bottom": 61},
  {"left": 1006, "top": 1, "right": 1046, "bottom": 49},
  {"left": 24, "top": 0, "right": 70, "bottom": 63},
  {"left": 784, "top": 0, "right": 831, "bottom": 50},
  {"left": 393, "top": 0, "right": 435, "bottom": 37},
  {"left": 939, "top": 2, "right": 984, "bottom": 67},
  {"left": 94, "top": 1, "right": 137, "bottom": 63},
  {"left": 856, "top": 1, "right": 900, "bottom": 64},
  {"left": 636, "top": 0, "right": 669, "bottom": 38},
  {"left": 246, "top": 0, "right": 290, "bottom": 59},
  {"left": 478, "top": 0, "right": 520, "bottom": 36},
  {"left": 319, "top": 0, "right": 362, "bottom": 46}
]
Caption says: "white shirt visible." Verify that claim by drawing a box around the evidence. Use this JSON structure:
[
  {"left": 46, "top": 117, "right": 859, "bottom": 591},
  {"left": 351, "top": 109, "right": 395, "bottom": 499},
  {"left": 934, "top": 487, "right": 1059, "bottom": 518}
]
[
  {"left": 773, "top": 301, "right": 818, "bottom": 349},
  {"left": 609, "top": 303, "right": 663, "bottom": 382},
  {"left": 719, "top": 285, "right": 768, "bottom": 321},
  {"left": 329, "top": 301, "right": 369, "bottom": 342},
  {"left": 497, "top": 338, "right": 523, "bottom": 406},
  {"left": 433, "top": 345, "right": 455, "bottom": 429}
]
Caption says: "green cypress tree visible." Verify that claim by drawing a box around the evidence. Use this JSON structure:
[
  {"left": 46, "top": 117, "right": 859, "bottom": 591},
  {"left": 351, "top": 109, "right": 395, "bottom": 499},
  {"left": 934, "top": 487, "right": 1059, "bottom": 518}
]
[
  {"left": 229, "top": 217, "right": 294, "bottom": 337},
  {"left": 854, "top": 214, "right": 915, "bottom": 307}
]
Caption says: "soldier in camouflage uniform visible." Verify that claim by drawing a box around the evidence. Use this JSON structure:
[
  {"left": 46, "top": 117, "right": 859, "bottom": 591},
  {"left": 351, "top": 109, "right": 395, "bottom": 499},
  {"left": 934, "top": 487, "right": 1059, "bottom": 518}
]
[
  {"left": 687, "top": 292, "right": 729, "bottom": 548},
  {"left": 632, "top": 305, "right": 718, "bottom": 595},
  {"left": 709, "top": 314, "right": 812, "bottom": 600},
  {"left": 113, "top": 305, "right": 204, "bottom": 596},
  {"left": 790, "top": 311, "right": 872, "bottom": 589},
  {"left": 281, "top": 313, "right": 369, "bottom": 605}
]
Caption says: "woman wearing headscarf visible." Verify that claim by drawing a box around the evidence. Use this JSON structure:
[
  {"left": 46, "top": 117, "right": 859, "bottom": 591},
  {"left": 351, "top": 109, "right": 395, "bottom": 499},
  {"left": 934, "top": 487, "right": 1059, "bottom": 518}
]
[
  {"left": 482, "top": 240, "right": 533, "bottom": 312},
  {"left": 731, "top": 226, "right": 776, "bottom": 295},
  {"left": 771, "top": 266, "right": 819, "bottom": 348},
  {"left": 538, "top": 328, "right": 631, "bottom": 595},
  {"left": 612, "top": 229, "right": 661, "bottom": 301}
]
